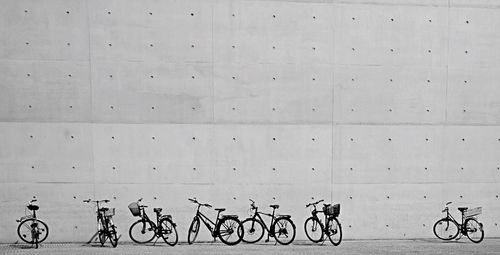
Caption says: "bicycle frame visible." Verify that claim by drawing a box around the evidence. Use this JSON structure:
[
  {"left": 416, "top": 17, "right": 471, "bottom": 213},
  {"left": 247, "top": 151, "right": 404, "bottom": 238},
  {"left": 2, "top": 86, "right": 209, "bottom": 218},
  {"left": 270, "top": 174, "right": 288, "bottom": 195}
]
[
  {"left": 249, "top": 207, "right": 277, "bottom": 238},
  {"left": 309, "top": 204, "right": 333, "bottom": 234},
  {"left": 136, "top": 206, "right": 171, "bottom": 236},
  {"left": 194, "top": 206, "right": 222, "bottom": 237},
  {"left": 442, "top": 207, "right": 467, "bottom": 235}
]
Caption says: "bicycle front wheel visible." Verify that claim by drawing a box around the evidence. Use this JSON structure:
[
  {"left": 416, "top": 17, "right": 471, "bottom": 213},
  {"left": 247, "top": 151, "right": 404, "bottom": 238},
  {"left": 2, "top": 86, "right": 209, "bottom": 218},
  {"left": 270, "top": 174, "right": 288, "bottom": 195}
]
[
  {"left": 217, "top": 217, "right": 243, "bottom": 245},
  {"left": 304, "top": 217, "right": 324, "bottom": 243},
  {"left": 159, "top": 218, "right": 178, "bottom": 246},
  {"left": 129, "top": 220, "right": 156, "bottom": 244},
  {"left": 187, "top": 217, "right": 200, "bottom": 245},
  {"left": 465, "top": 218, "right": 484, "bottom": 243},
  {"left": 433, "top": 218, "right": 459, "bottom": 240},
  {"left": 17, "top": 218, "right": 49, "bottom": 245},
  {"left": 272, "top": 217, "right": 296, "bottom": 245},
  {"left": 241, "top": 218, "right": 264, "bottom": 243},
  {"left": 108, "top": 222, "right": 118, "bottom": 248},
  {"left": 327, "top": 217, "right": 342, "bottom": 246}
]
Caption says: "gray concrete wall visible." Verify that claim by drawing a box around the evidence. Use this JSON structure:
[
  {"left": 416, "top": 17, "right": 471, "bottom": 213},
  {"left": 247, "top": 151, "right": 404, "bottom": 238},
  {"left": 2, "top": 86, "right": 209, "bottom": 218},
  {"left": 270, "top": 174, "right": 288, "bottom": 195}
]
[{"left": 1, "top": 0, "right": 499, "bottom": 242}]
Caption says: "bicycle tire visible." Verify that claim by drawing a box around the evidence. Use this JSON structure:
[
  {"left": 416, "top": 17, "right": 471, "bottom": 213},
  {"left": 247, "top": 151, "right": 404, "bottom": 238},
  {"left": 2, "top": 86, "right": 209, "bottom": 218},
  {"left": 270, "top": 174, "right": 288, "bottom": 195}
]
[
  {"left": 108, "top": 223, "right": 118, "bottom": 248},
  {"left": 327, "top": 217, "right": 342, "bottom": 246},
  {"left": 159, "top": 218, "right": 178, "bottom": 246},
  {"left": 464, "top": 218, "right": 484, "bottom": 243},
  {"left": 217, "top": 216, "right": 243, "bottom": 245},
  {"left": 129, "top": 220, "right": 156, "bottom": 244},
  {"left": 272, "top": 217, "right": 296, "bottom": 245},
  {"left": 96, "top": 219, "right": 106, "bottom": 246},
  {"left": 241, "top": 218, "right": 265, "bottom": 243},
  {"left": 187, "top": 217, "right": 200, "bottom": 245},
  {"left": 433, "top": 218, "right": 459, "bottom": 240},
  {"left": 17, "top": 218, "right": 49, "bottom": 245},
  {"left": 304, "top": 217, "right": 324, "bottom": 243}
]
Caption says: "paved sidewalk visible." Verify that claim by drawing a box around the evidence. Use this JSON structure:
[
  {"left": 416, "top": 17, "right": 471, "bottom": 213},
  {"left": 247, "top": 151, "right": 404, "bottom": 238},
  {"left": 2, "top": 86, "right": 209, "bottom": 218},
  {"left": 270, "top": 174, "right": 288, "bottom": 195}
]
[{"left": 0, "top": 239, "right": 498, "bottom": 255}]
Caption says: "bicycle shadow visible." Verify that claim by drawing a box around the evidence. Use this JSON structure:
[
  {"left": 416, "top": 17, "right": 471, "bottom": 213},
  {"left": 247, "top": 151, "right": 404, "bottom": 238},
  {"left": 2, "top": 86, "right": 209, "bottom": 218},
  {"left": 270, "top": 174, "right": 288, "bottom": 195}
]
[
  {"left": 411, "top": 238, "right": 469, "bottom": 244},
  {"left": 8, "top": 243, "right": 40, "bottom": 249}
]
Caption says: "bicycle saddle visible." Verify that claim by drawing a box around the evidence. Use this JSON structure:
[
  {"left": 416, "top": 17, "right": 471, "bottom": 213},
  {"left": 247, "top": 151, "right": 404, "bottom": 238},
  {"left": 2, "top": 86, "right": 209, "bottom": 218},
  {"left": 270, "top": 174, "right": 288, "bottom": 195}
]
[
  {"left": 153, "top": 208, "right": 162, "bottom": 213},
  {"left": 27, "top": 205, "right": 39, "bottom": 211},
  {"left": 215, "top": 208, "right": 226, "bottom": 212},
  {"left": 99, "top": 207, "right": 109, "bottom": 211},
  {"left": 270, "top": 204, "right": 279, "bottom": 209},
  {"left": 161, "top": 214, "right": 172, "bottom": 220},
  {"left": 458, "top": 207, "right": 468, "bottom": 212}
]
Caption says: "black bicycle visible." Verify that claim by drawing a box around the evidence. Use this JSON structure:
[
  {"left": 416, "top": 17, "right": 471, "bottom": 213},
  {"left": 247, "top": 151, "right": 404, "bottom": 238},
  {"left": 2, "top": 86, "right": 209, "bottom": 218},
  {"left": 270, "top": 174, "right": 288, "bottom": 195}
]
[
  {"left": 241, "top": 199, "right": 296, "bottom": 245},
  {"left": 433, "top": 201, "right": 484, "bottom": 243},
  {"left": 128, "top": 198, "right": 178, "bottom": 246},
  {"left": 187, "top": 198, "right": 243, "bottom": 245},
  {"left": 304, "top": 199, "right": 342, "bottom": 245},
  {"left": 83, "top": 199, "right": 118, "bottom": 247},
  {"left": 16, "top": 199, "right": 49, "bottom": 248}
]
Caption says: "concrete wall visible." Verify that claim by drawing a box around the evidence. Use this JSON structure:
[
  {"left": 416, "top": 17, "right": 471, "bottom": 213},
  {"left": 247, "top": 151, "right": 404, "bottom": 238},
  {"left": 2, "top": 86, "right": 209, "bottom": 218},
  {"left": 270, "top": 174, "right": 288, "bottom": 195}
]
[{"left": 1, "top": 0, "right": 499, "bottom": 242}]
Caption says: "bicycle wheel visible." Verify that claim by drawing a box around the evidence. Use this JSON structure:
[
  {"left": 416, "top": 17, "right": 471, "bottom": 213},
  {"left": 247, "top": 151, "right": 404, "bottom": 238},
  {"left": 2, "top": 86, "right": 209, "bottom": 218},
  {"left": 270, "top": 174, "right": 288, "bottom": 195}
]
[
  {"left": 108, "top": 222, "right": 118, "bottom": 248},
  {"left": 159, "top": 218, "right": 178, "bottom": 246},
  {"left": 465, "top": 218, "right": 484, "bottom": 243},
  {"left": 187, "top": 217, "right": 200, "bottom": 244},
  {"left": 241, "top": 218, "right": 265, "bottom": 243},
  {"left": 327, "top": 217, "right": 342, "bottom": 246},
  {"left": 17, "top": 218, "right": 49, "bottom": 245},
  {"left": 433, "top": 218, "right": 459, "bottom": 240},
  {"left": 272, "top": 217, "right": 296, "bottom": 245},
  {"left": 98, "top": 219, "right": 107, "bottom": 246},
  {"left": 304, "top": 217, "right": 324, "bottom": 243},
  {"left": 129, "top": 220, "right": 156, "bottom": 244},
  {"left": 108, "top": 220, "right": 118, "bottom": 247},
  {"left": 217, "top": 217, "right": 243, "bottom": 246}
]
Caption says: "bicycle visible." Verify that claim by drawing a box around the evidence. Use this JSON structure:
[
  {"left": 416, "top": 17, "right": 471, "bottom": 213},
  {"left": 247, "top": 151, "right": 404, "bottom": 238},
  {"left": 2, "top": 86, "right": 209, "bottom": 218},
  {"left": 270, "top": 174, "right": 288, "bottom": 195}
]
[
  {"left": 241, "top": 199, "right": 296, "bottom": 245},
  {"left": 303, "top": 199, "right": 342, "bottom": 245},
  {"left": 16, "top": 199, "right": 49, "bottom": 248},
  {"left": 127, "top": 198, "right": 178, "bottom": 246},
  {"left": 433, "top": 201, "right": 484, "bottom": 243},
  {"left": 83, "top": 199, "right": 118, "bottom": 247},
  {"left": 187, "top": 198, "right": 243, "bottom": 245}
]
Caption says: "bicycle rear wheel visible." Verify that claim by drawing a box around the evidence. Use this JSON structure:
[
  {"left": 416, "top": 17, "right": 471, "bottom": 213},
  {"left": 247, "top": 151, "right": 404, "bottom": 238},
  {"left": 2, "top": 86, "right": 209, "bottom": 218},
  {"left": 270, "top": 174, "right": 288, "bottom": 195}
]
[
  {"left": 129, "top": 220, "right": 155, "bottom": 244},
  {"left": 304, "top": 217, "right": 324, "bottom": 243},
  {"left": 272, "top": 217, "right": 296, "bottom": 245},
  {"left": 187, "top": 217, "right": 200, "bottom": 244},
  {"left": 217, "top": 217, "right": 243, "bottom": 245},
  {"left": 433, "top": 218, "right": 459, "bottom": 240},
  {"left": 327, "top": 217, "right": 342, "bottom": 246},
  {"left": 159, "top": 218, "right": 178, "bottom": 246},
  {"left": 17, "top": 218, "right": 49, "bottom": 245},
  {"left": 465, "top": 218, "right": 484, "bottom": 243}
]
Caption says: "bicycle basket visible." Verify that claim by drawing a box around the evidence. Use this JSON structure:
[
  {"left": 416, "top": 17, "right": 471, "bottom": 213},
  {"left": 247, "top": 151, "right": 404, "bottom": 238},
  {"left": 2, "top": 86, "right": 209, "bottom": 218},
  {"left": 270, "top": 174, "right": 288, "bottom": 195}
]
[
  {"left": 104, "top": 208, "right": 115, "bottom": 217},
  {"left": 128, "top": 202, "right": 141, "bottom": 217},
  {"left": 324, "top": 204, "right": 340, "bottom": 217}
]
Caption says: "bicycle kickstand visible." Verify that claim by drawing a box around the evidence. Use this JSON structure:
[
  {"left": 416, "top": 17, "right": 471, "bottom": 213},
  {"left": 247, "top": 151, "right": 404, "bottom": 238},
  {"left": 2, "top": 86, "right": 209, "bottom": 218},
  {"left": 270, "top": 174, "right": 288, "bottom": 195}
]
[
  {"left": 86, "top": 231, "right": 99, "bottom": 244},
  {"left": 153, "top": 236, "right": 159, "bottom": 245}
]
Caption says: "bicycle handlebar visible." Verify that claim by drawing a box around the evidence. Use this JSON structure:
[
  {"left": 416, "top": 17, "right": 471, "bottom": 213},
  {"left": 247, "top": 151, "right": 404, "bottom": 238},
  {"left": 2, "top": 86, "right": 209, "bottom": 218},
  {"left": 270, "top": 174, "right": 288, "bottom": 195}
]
[
  {"left": 441, "top": 202, "right": 452, "bottom": 212},
  {"left": 306, "top": 199, "right": 324, "bottom": 208},
  {"left": 249, "top": 199, "right": 257, "bottom": 209},
  {"left": 30, "top": 199, "right": 37, "bottom": 203},
  {"left": 83, "top": 199, "right": 110, "bottom": 203},
  {"left": 188, "top": 198, "right": 212, "bottom": 208}
]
